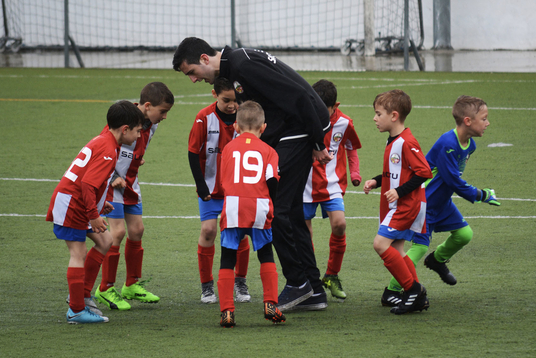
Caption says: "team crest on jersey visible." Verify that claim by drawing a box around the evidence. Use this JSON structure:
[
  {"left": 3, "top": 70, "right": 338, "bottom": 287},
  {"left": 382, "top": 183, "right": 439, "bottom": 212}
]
[
  {"left": 390, "top": 153, "right": 401, "bottom": 164},
  {"left": 332, "top": 132, "right": 343, "bottom": 142},
  {"left": 234, "top": 81, "right": 244, "bottom": 93}
]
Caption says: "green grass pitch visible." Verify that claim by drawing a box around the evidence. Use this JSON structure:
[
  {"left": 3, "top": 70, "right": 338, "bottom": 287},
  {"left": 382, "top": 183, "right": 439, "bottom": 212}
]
[{"left": 0, "top": 67, "right": 535, "bottom": 357}]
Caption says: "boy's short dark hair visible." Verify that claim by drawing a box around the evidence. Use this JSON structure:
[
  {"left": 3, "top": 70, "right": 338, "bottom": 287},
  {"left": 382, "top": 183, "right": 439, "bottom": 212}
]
[
  {"left": 237, "top": 101, "right": 265, "bottom": 131},
  {"left": 107, "top": 100, "right": 145, "bottom": 130},
  {"left": 140, "top": 82, "right": 174, "bottom": 107},
  {"left": 172, "top": 37, "right": 216, "bottom": 72},
  {"left": 214, "top": 77, "right": 234, "bottom": 95},
  {"left": 312, "top": 79, "right": 337, "bottom": 108},
  {"left": 373, "top": 89, "right": 412, "bottom": 122},
  {"left": 452, "top": 95, "right": 487, "bottom": 126}
]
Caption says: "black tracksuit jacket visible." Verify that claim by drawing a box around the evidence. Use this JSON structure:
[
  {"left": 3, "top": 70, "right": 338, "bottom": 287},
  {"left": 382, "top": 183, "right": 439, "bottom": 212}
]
[{"left": 219, "top": 46, "right": 330, "bottom": 150}]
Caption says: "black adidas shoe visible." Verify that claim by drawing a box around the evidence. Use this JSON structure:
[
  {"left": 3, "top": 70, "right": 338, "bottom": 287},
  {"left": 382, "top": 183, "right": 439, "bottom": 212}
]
[
  {"left": 390, "top": 281, "right": 429, "bottom": 315},
  {"left": 381, "top": 287, "right": 403, "bottom": 307},
  {"left": 424, "top": 251, "right": 457, "bottom": 285}
]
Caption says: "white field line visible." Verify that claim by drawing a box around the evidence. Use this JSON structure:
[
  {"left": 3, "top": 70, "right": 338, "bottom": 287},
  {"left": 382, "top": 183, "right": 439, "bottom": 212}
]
[
  {"left": 2, "top": 177, "right": 534, "bottom": 202},
  {"left": 2, "top": 213, "right": 535, "bottom": 220}
]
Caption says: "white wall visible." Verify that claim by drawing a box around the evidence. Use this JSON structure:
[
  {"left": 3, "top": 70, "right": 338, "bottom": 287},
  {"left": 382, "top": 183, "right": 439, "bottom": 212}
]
[{"left": 421, "top": 0, "right": 536, "bottom": 50}]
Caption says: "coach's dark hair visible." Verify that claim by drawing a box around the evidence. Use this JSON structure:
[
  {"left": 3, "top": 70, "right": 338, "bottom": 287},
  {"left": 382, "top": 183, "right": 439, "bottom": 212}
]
[
  {"left": 140, "top": 82, "right": 175, "bottom": 107},
  {"left": 373, "top": 89, "right": 412, "bottom": 122},
  {"left": 213, "top": 77, "right": 234, "bottom": 95},
  {"left": 313, "top": 79, "right": 337, "bottom": 108},
  {"left": 107, "top": 100, "right": 145, "bottom": 130},
  {"left": 172, "top": 37, "right": 217, "bottom": 72},
  {"left": 452, "top": 95, "right": 487, "bottom": 126}
]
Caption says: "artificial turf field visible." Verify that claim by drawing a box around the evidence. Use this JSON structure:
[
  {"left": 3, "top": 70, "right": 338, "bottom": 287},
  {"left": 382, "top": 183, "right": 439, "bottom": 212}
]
[{"left": 1, "top": 67, "right": 535, "bottom": 357}]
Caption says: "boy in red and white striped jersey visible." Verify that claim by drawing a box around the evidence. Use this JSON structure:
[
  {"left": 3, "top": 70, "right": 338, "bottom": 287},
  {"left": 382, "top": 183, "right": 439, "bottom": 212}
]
[
  {"left": 303, "top": 80, "right": 362, "bottom": 302},
  {"left": 95, "top": 82, "right": 174, "bottom": 311},
  {"left": 47, "top": 101, "right": 144, "bottom": 324},
  {"left": 364, "top": 89, "right": 432, "bottom": 315},
  {"left": 217, "top": 100, "right": 284, "bottom": 327},
  {"left": 188, "top": 77, "right": 251, "bottom": 304}
]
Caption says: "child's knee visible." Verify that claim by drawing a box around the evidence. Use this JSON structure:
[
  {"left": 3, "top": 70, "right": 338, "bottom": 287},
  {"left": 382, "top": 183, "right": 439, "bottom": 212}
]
[
  {"left": 331, "top": 221, "right": 346, "bottom": 236},
  {"left": 452, "top": 226, "right": 473, "bottom": 246}
]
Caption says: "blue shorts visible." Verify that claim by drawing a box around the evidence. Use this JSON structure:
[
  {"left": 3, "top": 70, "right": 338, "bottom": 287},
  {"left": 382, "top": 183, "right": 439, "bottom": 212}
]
[
  {"left": 221, "top": 228, "right": 272, "bottom": 252},
  {"left": 412, "top": 204, "right": 469, "bottom": 246},
  {"left": 105, "top": 202, "right": 143, "bottom": 219},
  {"left": 53, "top": 224, "right": 93, "bottom": 242},
  {"left": 303, "top": 198, "right": 345, "bottom": 220},
  {"left": 198, "top": 197, "right": 223, "bottom": 221},
  {"left": 377, "top": 225, "right": 415, "bottom": 242}
]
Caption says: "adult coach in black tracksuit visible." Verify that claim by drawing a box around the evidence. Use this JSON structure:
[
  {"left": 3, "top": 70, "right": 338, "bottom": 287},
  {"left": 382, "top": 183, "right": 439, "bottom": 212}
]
[{"left": 173, "top": 38, "right": 332, "bottom": 311}]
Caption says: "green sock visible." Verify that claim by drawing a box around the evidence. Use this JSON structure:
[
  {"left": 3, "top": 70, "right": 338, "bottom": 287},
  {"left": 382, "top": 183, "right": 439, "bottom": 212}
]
[
  {"left": 387, "top": 242, "right": 429, "bottom": 292},
  {"left": 434, "top": 225, "right": 473, "bottom": 262}
]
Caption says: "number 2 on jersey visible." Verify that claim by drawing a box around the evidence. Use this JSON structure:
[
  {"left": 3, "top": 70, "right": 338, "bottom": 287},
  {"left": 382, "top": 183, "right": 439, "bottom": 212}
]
[
  {"left": 232, "top": 150, "right": 263, "bottom": 184},
  {"left": 65, "top": 147, "right": 92, "bottom": 182}
]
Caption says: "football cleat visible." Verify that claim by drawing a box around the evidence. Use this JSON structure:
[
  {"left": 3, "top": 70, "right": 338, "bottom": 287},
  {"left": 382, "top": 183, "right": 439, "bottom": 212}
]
[
  {"left": 66, "top": 307, "right": 109, "bottom": 324},
  {"left": 424, "top": 251, "right": 457, "bottom": 285},
  {"left": 390, "top": 281, "right": 429, "bottom": 315},
  {"left": 234, "top": 277, "right": 251, "bottom": 303},
  {"left": 201, "top": 280, "right": 218, "bottom": 304},
  {"left": 122, "top": 280, "right": 160, "bottom": 303},
  {"left": 381, "top": 287, "right": 403, "bottom": 307},
  {"left": 322, "top": 275, "right": 347, "bottom": 301},
  {"left": 220, "top": 310, "right": 236, "bottom": 327},
  {"left": 95, "top": 286, "right": 131, "bottom": 310},
  {"left": 66, "top": 295, "right": 103, "bottom": 316},
  {"left": 264, "top": 302, "right": 286, "bottom": 324}
]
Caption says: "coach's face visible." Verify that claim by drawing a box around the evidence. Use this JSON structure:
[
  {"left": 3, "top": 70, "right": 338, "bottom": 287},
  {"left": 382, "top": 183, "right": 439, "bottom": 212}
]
[{"left": 179, "top": 54, "right": 218, "bottom": 85}]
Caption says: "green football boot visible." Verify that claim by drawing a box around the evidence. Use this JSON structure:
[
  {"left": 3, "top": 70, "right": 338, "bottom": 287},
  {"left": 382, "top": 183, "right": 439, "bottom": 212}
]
[
  {"left": 322, "top": 275, "right": 347, "bottom": 301},
  {"left": 121, "top": 280, "right": 160, "bottom": 303},
  {"left": 95, "top": 286, "right": 132, "bottom": 310}
]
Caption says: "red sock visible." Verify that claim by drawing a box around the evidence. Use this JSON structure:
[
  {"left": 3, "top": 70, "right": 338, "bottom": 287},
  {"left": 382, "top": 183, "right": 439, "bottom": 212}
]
[
  {"left": 217, "top": 268, "right": 235, "bottom": 312},
  {"left": 380, "top": 246, "right": 414, "bottom": 291},
  {"left": 100, "top": 245, "right": 120, "bottom": 292},
  {"left": 260, "top": 262, "right": 278, "bottom": 304},
  {"left": 84, "top": 248, "right": 105, "bottom": 298},
  {"left": 125, "top": 238, "right": 143, "bottom": 287},
  {"left": 404, "top": 254, "right": 419, "bottom": 282},
  {"left": 67, "top": 267, "right": 85, "bottom": 312},
  {"left": 326, "top": 233, "right": 346, "bottom": 275},
  {"left": 198, "top": 244, "right": 214, "bottom": 284},
  {"left": 235, "top": 238, "right": 250, "bottom": 278}
]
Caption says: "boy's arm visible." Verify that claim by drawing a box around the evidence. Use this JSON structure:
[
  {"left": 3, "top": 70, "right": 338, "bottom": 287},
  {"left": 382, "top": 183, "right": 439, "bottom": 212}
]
[
  {"left": 188, "top": 151, "right": 211, "bottom": 200},
  {"left": 81, "top": 182, "right": 108, "bottom": 233},
  {"left": 364, "top": 174, "right": 382, "bottom": 194},
  {"left": 267, "top": 177, "right": 278, "bottom": 204},
  {"left": 347, "top": 149, "right": 361, "bottom": 186},
  {"left": 394, "top": 175, "right": 428, "bottom": 198},
  {"left": 435, "top": 147, "right": 480, "bottom": 202}
]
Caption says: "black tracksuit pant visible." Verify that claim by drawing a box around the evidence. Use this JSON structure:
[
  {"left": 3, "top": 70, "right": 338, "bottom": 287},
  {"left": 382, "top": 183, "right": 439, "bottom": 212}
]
[{"left": 272, "top": 138, "right": 323, "bottom": 293}]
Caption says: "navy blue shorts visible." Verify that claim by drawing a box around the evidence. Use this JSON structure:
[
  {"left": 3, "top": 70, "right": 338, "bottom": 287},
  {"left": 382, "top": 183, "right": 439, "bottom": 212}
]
[{"left": 413, "top": 203, "right": 469, "bottom": 246}]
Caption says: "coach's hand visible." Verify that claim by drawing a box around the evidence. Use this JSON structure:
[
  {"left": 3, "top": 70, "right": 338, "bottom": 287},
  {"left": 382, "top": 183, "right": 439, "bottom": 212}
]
[{"left": 313, "top": 148, "right": 333, "bottom": 165}]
